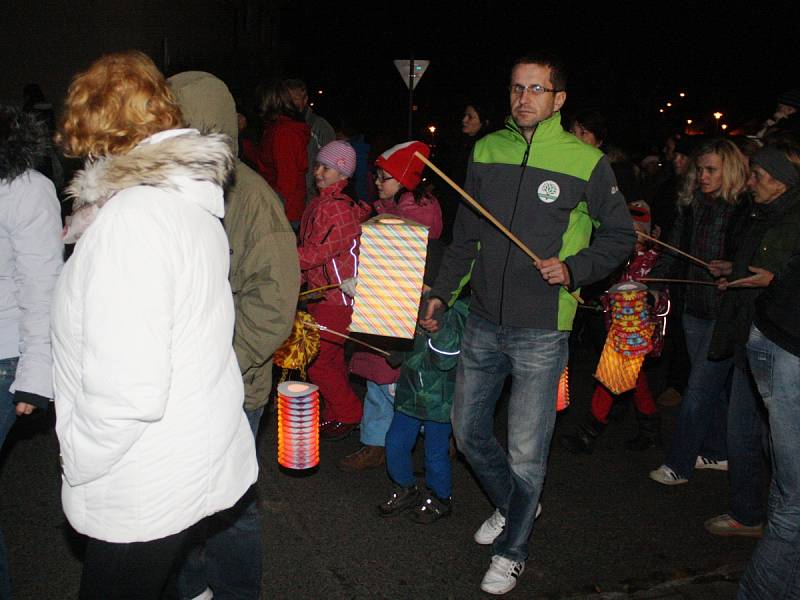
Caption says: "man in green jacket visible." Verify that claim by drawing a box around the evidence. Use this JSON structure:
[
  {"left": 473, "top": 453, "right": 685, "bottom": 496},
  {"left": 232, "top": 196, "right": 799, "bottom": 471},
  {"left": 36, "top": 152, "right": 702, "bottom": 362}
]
[
  {"left": 422, "top": 52, "right": 634, "bottom": 595},
  {"left": 170, "top": 71, "right": 301, "bottom": 600}
]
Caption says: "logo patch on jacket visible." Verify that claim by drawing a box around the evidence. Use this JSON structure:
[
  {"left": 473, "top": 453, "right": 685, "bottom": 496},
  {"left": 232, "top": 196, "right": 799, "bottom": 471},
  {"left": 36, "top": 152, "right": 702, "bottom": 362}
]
[{"left": 537, "top": 180, "right": 560, "bottom": 203}]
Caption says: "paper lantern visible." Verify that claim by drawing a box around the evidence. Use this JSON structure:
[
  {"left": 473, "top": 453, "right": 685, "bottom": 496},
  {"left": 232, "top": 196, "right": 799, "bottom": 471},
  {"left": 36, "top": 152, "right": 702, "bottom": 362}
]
[
  {"left": 277, "top": 381, "right": 320, "bottom": 470},
  {"left": 594, "top": 282, "right": 654, "bottom": 394},
  {"left": 556, "top": 367, "right": 570, "bottom": 411},
  {"left": 350, "top": 216, "right": 429, "bottom": 339}
]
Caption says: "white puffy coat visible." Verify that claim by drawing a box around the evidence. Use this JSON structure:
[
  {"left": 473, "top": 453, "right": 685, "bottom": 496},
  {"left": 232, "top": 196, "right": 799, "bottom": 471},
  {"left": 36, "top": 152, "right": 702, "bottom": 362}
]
[{"left": 52, "top": 129, "right": 258, "bottom": 543}]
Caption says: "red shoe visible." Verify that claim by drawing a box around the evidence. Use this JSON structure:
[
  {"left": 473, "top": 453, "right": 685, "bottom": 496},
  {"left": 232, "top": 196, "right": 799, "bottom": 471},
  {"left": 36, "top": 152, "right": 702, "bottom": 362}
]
[{"left": 319, "top": 421, "right": 358, "bottom": 441}]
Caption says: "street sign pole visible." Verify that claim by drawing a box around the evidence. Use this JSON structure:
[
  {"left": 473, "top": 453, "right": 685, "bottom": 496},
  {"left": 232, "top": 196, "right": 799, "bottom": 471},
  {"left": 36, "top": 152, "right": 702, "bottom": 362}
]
[
  {"left": 394, "top": 59, "right": 429, "bottom": 139},
  {"left": 408, "top": 57, "right": 414, "bottom": 139}
]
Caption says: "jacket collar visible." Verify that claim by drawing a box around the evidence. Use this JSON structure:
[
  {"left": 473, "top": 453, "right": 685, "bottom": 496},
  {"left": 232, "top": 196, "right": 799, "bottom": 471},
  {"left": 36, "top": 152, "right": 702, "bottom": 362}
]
[
  {"left": 318, "top": 179, "right": 349, "bottom": 199},
  {"left": 504, "top": 112, "right": 563, "bottom": 144}
]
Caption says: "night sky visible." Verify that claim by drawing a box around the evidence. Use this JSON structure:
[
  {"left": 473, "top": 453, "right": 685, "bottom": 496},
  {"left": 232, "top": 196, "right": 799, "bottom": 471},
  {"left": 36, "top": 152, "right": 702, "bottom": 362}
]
[{"left": 277, "top": 1, "right": 798, "bottom": 155}]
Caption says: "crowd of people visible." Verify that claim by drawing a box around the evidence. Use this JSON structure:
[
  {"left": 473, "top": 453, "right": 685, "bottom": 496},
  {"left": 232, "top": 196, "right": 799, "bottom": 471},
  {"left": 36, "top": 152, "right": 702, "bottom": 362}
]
[{"left": 0, "top": 47, "right": 798, "bottom": 599}]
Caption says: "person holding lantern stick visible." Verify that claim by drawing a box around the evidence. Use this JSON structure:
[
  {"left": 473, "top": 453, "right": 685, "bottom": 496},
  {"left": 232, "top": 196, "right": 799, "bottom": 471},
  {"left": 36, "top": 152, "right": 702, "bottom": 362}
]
[{"left": 419, "top": 51, "right": 634, "bottom": 595}]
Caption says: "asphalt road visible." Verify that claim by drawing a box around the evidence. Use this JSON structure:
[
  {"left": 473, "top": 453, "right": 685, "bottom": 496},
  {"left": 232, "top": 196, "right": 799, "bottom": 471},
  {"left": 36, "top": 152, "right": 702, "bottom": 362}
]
[{"left": 0, "top": 337, "right": 758, "bottom": 599}]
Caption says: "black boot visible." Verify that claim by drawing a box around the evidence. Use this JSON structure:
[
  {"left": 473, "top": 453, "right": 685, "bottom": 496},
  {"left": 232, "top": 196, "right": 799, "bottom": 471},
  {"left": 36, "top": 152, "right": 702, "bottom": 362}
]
[
  {"left": 625, "top": 412, "right": 662, "bottom": 451},
  {"left": 560, "top": 416, "right": 605, "bottom": 454}
]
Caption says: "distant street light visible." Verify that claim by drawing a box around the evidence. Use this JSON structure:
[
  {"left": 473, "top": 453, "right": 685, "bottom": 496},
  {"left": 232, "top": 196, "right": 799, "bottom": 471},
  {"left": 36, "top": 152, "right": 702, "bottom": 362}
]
[
  {"left": 666, "top": 102, "right": 672, "bottom": 107},
  {"left": 714, "top": 112, "right": 723, "bottom": 132},
  {"left": 687, "top": 119, "right": 693, "bottom": 124},
  {"left": 428, "top": 125, "right": 436, "bottom": 134},
  {"left": 659, "top": 108, "right": 665, "bottom": 113},
  {"left": 679, "top": 92, "right": 686, "bottom": 98},
  {"left": 721, "top": 124, "right": 728, "bottom": 131},
  {"left": 318, "top": 90, "right": 323, "bottom": 95}
]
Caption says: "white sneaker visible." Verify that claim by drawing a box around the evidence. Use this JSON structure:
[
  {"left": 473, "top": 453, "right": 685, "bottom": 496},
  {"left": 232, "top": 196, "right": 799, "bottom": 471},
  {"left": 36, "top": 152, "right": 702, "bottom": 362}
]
[
  {"left": 695, "top": 456, "right": 728, "bottom": 471},
  {"left": 649, "top": 464, "right": 688, "bottom": 485},
  {"left": 189, "top": 589, "right": 213, "bottom": 600},
  {"left": 474, "top": 504, "right": 542, "bottom": 545},
  {"left": 480, "top": 555, "right": 525, "bottom": 595}
]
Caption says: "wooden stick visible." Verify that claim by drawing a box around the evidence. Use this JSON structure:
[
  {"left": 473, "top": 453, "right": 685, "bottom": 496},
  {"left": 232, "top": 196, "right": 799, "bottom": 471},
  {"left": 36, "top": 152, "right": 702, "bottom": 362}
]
[
  {"left": 299, "top": 283, "right": 339, "bottom": 298},
  {"left": 641, "top": 277, "right": 718, "bottom": 286},
  {"left": 415, "top": 151, "right": 584, "bottom": 304},
  {"left": 635, "top": 231, "right": 712, "bottom": 270},
  {"left": 414, "top": 151, "right": 541, "bottom": 264},
  {"left": 302, "top": 321, "right": 390, "bottom": 356}
]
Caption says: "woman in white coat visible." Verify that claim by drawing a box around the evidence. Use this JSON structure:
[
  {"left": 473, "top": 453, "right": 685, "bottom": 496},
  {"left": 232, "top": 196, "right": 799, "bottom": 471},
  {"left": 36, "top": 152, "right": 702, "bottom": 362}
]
[{"left": 52, "top": 51, "right": 258, "bottom": 599}]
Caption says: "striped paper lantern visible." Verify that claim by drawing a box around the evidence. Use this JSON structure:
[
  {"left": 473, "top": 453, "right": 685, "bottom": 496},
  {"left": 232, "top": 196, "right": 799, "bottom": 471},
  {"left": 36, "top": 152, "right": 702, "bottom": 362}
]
[
  {"left": 350, "top": 216, "right": 428, "bottom": 339},
  {"left": 277, "top": 381, "right": 320, "bottom": 470}
]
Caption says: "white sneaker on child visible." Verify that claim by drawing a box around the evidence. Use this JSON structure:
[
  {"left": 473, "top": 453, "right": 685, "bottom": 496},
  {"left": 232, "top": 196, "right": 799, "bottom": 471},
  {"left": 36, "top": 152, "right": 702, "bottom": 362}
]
[
  {"left": 480, "top": 554, "right": 525, "bottom": 595},
  {"left": 473, "top": 503, "right": 542, "bottom": 545}
]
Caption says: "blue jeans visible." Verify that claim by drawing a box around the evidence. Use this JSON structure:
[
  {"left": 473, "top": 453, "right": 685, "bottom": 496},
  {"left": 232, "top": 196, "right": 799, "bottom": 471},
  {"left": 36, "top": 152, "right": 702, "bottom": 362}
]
[
  {"left": 0, "top": 357, "right": 18, "bottom": 600},
  {"left": 664, "top": 314, "right": 732, "bottom": 478},
  {"left": 451, "top": 313, "right": 568, "bottom": 562},
  {"left": 739, "top": 326, "right": 800, "bottom": 599},
  {"left": 727, "top": 365, "right": 768, "bottom": 527},
  {"left": 360, "top": 382, "right": 395, "bottom": 446},
  {"left": 385, "top": 411, "right": 452, "bottom": 499},
  {"left": 178, "top": 407, "right": 264, "bottom": 600}
]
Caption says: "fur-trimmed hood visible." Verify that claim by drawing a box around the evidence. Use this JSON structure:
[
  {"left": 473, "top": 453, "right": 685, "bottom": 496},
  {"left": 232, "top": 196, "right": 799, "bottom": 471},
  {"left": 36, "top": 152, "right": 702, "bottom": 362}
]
[
  {"left": 0, "top": 105, "right": 49, "bottom": 182},
  {"left": 67, "top": 128, "right": 234, "bottom": 208},
  {"left": 63, "top": 129, "right": 234, "bottom": 242}
]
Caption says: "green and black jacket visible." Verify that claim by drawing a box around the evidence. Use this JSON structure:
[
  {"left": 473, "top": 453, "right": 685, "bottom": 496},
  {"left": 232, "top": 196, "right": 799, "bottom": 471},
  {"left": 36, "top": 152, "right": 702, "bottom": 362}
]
[
  {"left": 430, "top": 112, "right": 635, "bottom": 330},
  {"left": 394, "top": 298, "right": 470, "bottom": 423}
]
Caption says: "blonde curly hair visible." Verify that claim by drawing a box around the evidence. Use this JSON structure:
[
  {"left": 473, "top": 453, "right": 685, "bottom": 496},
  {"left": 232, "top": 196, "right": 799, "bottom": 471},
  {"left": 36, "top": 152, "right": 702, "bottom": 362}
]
[{"left": 57, "top": 51, "right": 183, "bottom": 159}]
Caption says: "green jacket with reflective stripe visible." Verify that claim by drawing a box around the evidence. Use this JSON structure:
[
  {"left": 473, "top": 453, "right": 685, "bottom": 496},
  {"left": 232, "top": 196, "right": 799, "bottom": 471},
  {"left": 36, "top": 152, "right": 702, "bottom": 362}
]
[
  {"left": 394, "top": 298, "right": 469, "bottom": 423},
  {"left": 430, "top": 112, "right": 635, "bottom": 330}
]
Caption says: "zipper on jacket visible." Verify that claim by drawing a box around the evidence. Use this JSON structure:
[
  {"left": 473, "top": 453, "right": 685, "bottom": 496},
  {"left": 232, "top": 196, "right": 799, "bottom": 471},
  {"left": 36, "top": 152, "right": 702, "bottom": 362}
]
[{"left": 498, "top": 137, "right": 532, "bottom": 325}]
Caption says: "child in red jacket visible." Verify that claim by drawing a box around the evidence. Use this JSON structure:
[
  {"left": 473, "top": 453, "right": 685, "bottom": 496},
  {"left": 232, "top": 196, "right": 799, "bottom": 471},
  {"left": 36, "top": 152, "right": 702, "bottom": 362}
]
[{"left": 299, "top": 141, "right": 370, "bottom": 440}]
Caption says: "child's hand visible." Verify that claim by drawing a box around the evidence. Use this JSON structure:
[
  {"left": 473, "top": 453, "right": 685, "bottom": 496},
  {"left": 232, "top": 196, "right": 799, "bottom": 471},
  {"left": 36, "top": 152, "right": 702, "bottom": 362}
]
[
  {"left": 340, "top": 277, "right": 358, "bottom": 297},
  {"left": 420, "top": 297, "right": 445, "bottom": 332}
]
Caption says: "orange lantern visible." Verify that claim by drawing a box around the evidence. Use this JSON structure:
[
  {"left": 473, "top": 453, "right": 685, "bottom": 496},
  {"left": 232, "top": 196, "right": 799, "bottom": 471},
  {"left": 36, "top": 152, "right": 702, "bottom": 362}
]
[
  {"left": 556, "top": 367, "right": 570, "bottom": 412},
  {"left": 277, "top": 381, "right": 320, "bottom": 470}
]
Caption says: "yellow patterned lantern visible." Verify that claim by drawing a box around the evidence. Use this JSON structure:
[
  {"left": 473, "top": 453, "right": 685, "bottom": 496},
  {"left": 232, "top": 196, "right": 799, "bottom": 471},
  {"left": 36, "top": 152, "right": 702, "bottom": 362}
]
[
  {"left": 350, "top": 216, "right": 429, "bottom": 339},
  {"left": 594, "top": 281, "right": 654, "bottom": 394},
  {"left": 274, "top": 311, "right": 320, "bottom": 383}
]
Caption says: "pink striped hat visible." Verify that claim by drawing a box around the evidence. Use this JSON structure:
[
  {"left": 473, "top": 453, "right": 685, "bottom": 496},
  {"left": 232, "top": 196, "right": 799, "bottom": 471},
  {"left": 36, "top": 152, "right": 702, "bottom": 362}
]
[{"left": 316, "top": 141, "right": 357, "bottom": 177}]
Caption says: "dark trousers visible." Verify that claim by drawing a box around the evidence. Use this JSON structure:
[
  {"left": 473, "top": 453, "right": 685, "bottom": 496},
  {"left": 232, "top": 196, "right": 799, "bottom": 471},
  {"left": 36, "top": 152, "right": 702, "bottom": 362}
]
[{"left": 79, "top": 528, "right": 191, "bottom": 600}]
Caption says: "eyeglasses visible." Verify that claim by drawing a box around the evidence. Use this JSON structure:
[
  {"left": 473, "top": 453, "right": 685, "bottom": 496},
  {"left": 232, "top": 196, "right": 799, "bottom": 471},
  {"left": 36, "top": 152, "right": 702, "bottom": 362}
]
[
  {"left": 509, "top": 83, "right": 562, "bottom": 96},
  {"left": 376, "top": 172, "right": 394, "bottom": 183}
]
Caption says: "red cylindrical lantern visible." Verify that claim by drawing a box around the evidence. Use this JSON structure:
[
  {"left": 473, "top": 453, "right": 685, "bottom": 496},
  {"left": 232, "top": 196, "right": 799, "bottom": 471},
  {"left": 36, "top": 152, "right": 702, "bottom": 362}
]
[
  {"left": 556, "top": 367, "right": 570, "bottom": 412},
  {"left": 277, "top": 381, "right": 320, "bottom": 470}
]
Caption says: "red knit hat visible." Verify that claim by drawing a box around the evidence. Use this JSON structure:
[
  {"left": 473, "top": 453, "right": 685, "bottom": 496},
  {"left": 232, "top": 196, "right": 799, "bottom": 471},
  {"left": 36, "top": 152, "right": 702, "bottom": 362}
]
[
  {"left": 628, "top": 200, "right": 651, "bottom": 235},
  {"left": 375, "top": 141, "right": 430, "bottom": 191}
]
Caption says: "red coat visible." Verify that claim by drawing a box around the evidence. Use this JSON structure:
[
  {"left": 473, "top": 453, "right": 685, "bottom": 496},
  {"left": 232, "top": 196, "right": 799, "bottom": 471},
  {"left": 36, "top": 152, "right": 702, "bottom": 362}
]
[
  {"left": 374, "top": 190, "right": 443, "bottom": 239},
  {"left": 244, "top": 115, "right": 310, "bottom": 222},
  {"left": 298, "top": 180, "right": 370, "bottom": 306}
]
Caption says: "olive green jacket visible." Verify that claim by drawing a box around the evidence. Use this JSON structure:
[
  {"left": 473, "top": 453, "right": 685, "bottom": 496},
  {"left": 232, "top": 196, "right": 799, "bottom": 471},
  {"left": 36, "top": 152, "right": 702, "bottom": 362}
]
[{"left": 170, "top": 71, "right": 301, "bottom": 410}]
